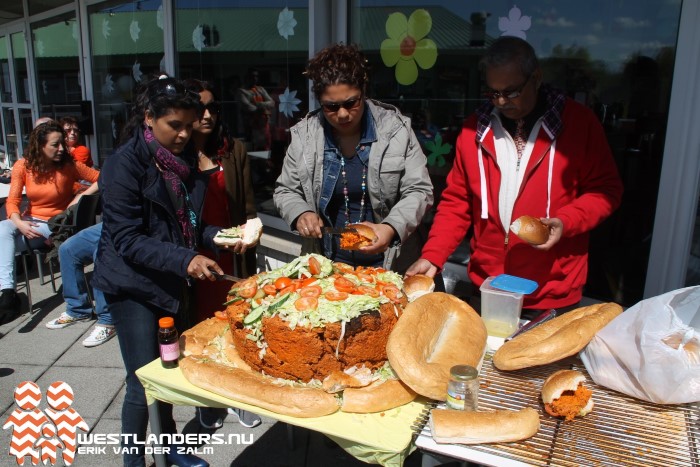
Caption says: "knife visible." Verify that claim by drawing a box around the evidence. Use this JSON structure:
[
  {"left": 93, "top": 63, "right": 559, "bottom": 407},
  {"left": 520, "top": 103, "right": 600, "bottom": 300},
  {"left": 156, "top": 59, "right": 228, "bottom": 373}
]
[
  {"left": 322, "top": 226, "right": 358, "bottom": 235},
  {"left": 209, "top": 270, "right": 242, "bottom": 282},
  {"left": 505, "top": 309, "right": 557, "bottom": 341}
]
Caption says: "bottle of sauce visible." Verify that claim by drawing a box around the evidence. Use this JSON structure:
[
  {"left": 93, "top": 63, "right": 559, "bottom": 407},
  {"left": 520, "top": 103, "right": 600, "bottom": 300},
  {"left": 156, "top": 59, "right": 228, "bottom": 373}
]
[
  {"left": 158, "top": 317, "right": 179, "bottom": 369},
  {"left": 446, "top": 364, "right": 479, "bottom": 411}
]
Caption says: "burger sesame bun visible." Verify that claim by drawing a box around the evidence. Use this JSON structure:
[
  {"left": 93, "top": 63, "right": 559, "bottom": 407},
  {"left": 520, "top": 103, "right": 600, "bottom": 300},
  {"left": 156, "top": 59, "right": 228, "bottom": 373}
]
[
  {"left": 403, "top": 274, "right": 435, "bottom": 302},
  {"left": 510, "top": 215, "right": 549, "bottom": 245}
]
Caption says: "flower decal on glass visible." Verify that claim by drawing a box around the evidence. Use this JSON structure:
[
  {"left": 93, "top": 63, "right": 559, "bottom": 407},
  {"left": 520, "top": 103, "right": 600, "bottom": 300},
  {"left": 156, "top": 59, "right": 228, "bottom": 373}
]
[
  {"left": 498, "top": 5, "right": 531, "bottom": 39},
  {"left": 102, "top": 19, "right": 111, "bottom": 39},
  {"left": 380, "top": 9, "right": 437, "bottom": 86},
  {"left": 157, "top": 5, "right": 164, "bottom": 30},
  {"left": 111, "top": 119, "right": 117, "bottom": 140},
  {"left": 424, "top": 134, "right": 452, "bottom": 168},
  {"left": 132, "top": 60, "right": 143, "bottom": 83},
  {"left": 129, "top": 20, "right": 141, "bottom": 42},
  {"left": 278, "top": 7, "right": 297, "bottom": 40},
  {"left": 104, "top": 74, "right": 115, "bottom": 94},
  {"left": 192, "top": 25, "right": 205, "bottom": 52},
  {"left": 278, "top": 87, "right": 301, "bottom": 118},
  {"left": 35, "top": 40, "right": 45, "bottom": 57}
]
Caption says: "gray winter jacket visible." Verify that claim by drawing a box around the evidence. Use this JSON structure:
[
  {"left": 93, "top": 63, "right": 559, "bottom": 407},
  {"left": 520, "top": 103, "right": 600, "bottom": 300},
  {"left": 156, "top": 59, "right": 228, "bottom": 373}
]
[{"left": 273, "top": 99, "right": 433, "bottom": 270}]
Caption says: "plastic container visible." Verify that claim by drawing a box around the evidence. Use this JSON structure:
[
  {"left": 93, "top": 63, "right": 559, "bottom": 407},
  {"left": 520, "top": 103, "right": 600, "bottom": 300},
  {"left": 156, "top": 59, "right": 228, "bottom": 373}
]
[{"left": 480, "top": 276, "right": 524, "bottom": 338}]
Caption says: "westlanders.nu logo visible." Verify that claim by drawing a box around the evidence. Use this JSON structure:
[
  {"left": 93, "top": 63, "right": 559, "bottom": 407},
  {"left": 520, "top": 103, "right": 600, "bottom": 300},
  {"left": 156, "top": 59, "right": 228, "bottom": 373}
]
[{"left": 2, "top": 381, "right": 88, "bottom": 466}]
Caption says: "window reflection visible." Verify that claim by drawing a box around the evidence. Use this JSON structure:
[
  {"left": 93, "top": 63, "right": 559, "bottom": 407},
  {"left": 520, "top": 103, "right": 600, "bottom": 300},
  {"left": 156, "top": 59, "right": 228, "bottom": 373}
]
[
  {"left": 350, "top": 0, "right": 681, "bottom": 306},
  {"left": 10, "top": 32, "right": 29, "bottom": 104}
]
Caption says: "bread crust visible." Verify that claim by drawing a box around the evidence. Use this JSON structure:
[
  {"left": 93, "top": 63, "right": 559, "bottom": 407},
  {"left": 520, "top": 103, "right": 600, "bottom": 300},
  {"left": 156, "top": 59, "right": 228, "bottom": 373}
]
[
  {"left": 403, "top": 274, "right": 435, "bottom": 301},
  {"left": 510, "top": 215, "right": 549, "bottom": 245},
  {"left": 541, "top": 370, "right": 586, "bottom": 403},
  {"left": 180, "top": 318, "right": 415, "bottom": 415},
  {"left": 493, "top": 302, "right": 623, "bottom": 370},
  {"left": 430, "top": 408, "right": 540, "bottom": 444},
  {"left": 386, "top": 292, "right": 487, "bottom": 400}
]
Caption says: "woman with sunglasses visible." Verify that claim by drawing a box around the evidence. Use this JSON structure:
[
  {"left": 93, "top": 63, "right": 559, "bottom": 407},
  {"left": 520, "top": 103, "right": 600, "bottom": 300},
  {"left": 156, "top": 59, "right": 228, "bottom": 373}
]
[
  {"left": 92, "top": 75, "right": 224, "bottom": 467},
  {"left": 274, "top": 43, "right": 433, "bottom": 270},
  {"left": 60, "top": 116, "right": 92, "bottom": 167},
  {"left": 183, "top": 78, "right": 262, "bottom": 430},
  {"left": 0, "top": 121, "right": 99, "bottom": 318}
]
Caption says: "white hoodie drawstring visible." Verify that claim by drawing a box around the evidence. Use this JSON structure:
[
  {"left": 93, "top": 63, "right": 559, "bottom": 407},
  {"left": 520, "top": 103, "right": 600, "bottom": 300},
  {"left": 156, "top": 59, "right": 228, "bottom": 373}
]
[{"left": 478, "top": 127, "right": 491, "bottom": 219}]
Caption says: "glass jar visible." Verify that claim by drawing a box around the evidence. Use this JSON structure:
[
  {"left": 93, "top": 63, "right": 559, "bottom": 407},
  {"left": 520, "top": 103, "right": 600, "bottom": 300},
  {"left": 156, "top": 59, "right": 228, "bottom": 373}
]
[{"left": 446, "top": 364, "right": 479, "bottom": 411}]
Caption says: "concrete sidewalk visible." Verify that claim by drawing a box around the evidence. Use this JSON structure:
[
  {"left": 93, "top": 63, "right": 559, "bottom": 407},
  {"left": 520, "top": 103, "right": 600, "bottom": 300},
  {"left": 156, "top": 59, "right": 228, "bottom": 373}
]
[{"left": 0, "top": 266, "right": 427, "bottom": 467}]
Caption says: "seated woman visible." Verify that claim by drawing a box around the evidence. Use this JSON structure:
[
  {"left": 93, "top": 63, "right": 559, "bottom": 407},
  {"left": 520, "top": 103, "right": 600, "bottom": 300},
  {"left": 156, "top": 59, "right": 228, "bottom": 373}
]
[
  {"left": 60, "top": 116, "right": 92, "bottom": 167},
  {"left": 0, "top": 121, "right": 99, "bottom": 318}
]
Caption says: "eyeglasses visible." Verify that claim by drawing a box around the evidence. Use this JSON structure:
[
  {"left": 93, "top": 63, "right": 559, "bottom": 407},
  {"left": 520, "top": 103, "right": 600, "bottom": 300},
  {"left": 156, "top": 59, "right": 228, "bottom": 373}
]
[
  {"left": 202, "top": 101, "right": 221, "bottom": 115},
  {"left": 148, "top": 76, "right": 200, "bottom": 101},
  {"left": 483, "top": 74, "right": 532, "bottom": 101},
  {"left": 320, "top": 96, "right": 362, "bottom": 113}
]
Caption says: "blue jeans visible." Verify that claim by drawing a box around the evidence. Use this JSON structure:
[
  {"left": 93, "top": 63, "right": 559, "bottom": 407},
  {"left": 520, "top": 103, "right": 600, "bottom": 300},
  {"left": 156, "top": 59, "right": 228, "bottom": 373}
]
[
  {"left": 0, "top": 217, "right": 52, "bottom": 290},
  {"left": 108, "top": 295, "right": 177, "bottom": 467},
  {"left": 59, "top": 223, "right": 112, "bottom": 325}
]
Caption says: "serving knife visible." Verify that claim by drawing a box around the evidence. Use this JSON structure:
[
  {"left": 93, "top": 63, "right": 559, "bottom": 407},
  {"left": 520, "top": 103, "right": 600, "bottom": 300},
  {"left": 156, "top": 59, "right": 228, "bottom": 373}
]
[
  {"left": 505, "top": 309, "right": 557, "bottom": 341},
  {"left": 209, "top": 270, "right": 242, "bottom": 282},
  {"left": 322, "top": 226, "right": 358, "bottom": 235}
]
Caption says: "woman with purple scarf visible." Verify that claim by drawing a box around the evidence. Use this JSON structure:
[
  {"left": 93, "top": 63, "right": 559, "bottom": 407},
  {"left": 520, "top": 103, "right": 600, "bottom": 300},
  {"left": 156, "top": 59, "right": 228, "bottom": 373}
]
[{"left": 93, "top": 75, "right": 224, "bottom": 467}]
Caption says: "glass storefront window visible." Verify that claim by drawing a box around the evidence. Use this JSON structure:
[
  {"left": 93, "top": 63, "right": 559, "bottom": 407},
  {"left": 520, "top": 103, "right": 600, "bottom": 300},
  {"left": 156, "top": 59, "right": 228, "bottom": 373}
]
[
  {"left": 29, "top": 0, "right": 72, "bottom": 17},
  {"left": 0, "top": 36, "right": 10, "bottom": 103},
  {"left": 0, "top": 1, "right": 22, "bottom": 27},
  {"left": 32, "top": 13, "right": 84, "bottom": 120},
  {"left": 3, "top": 107, "right": 17, "bottom": 164},
  {"left": 88, "top": 0, "right": 164, "bottom": 166},
  {"left": 350, "top": 0, "right": 682, "bottom": 306},
  {"left": 10, "top": 32, "right": 29, "bottom": 104},
  {"left": 175, "top": 0, "right": 309, "bottom": 218}
]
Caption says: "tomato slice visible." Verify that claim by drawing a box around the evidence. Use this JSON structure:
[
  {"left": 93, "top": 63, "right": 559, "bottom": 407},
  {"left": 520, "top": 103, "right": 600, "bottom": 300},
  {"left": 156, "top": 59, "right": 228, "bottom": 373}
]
[
  {"left": 333, "top": 262, "right": 354, "bottom": 274},
  {"left": 294, "top": 296, "right": 318, "bottom": 311},
  {"left": 237, "top": 278, "right": 258, "bottom": 299},
  {"left": 274, "top": 277, "right": 293, "bottom": 290},
  {"left": 279, "top": 285, "right": 296, "bottom": 296},
  {"left": 334, "top": 276, "right": 357, "bottom": 293},
  {"left": 263, "top": 284, "right": 277, "bottom": 296},
  {"left": 324, "top": 291, "right": 349, "bottom": 301},
  {"left": 299, "top": 285, "right": 322, "bottom": 298},
  {"left": 308, "top": 256, "right": 322, "bottom": 276},
  {"left": 356, "top": 285, "right": 380, "bottom": 298},
  {"left": 301, "top": 277, "right": 318, "bottom": 288},
  {"left": 382, "top": 284, "right": 403, "bottom": 302},
  {"left": 356, "top": 272, "right": 374, "bottom": 283},
  {"left": 214, "top": 310, "right": 228, "bottom": 320}
]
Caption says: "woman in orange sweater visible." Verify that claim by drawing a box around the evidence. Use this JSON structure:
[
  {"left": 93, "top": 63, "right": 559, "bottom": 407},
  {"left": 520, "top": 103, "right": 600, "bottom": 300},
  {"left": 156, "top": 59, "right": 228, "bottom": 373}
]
[{"left": 0, "top": 121, "right": 99, "bottom": 316}]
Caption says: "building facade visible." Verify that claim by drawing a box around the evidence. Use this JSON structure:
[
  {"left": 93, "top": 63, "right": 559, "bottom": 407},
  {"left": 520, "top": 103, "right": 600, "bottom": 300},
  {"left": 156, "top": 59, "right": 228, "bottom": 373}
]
[{"left": 0, "top": 0, "right": 697, "bottom": 306}]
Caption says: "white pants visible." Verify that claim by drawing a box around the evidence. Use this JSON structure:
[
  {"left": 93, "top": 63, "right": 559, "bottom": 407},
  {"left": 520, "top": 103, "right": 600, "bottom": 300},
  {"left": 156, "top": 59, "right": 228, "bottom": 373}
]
[{"left": 0, "top": 217, "right": 52, "bottom": 290}]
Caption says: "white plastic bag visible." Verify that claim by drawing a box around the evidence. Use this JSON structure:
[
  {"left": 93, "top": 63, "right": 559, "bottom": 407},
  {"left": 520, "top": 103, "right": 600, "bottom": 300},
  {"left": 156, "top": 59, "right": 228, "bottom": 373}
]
[{"left": 581, "top": 286, "right": 700, "bottom": 404}]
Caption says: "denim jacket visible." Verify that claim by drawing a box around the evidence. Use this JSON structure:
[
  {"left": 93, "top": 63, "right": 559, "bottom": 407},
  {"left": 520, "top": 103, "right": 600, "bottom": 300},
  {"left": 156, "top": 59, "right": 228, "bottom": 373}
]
[{"left": 274, "top": 99, "right": 433, "bottom": 270}]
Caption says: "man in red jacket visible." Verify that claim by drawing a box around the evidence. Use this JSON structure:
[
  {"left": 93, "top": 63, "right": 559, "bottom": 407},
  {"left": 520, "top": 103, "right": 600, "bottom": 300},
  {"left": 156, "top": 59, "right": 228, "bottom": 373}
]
[{"left": 406, "top": 36, "right": 623, "bottom": 312}]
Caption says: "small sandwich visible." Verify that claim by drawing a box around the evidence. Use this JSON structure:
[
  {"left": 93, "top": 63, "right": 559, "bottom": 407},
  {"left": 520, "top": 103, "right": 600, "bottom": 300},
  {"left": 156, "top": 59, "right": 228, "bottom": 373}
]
[
  {"left": 541, "top": 370, "right": 594, "bottom": 421},
  {"left": 510, "top": 215, "right": 549, "bottom": 245},
  {"left": 214, "top": 217, "right": 263, "bottom": 247},
  {"left": 402, "top": 274, "right": 435, "bottom": 302},
  {"left": 339, "top": 224, "right": 378, "bottom": 250}
]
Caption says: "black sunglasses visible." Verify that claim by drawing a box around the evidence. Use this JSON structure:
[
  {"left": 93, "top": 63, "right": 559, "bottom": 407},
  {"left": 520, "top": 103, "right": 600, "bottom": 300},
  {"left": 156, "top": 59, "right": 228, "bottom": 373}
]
[
  {"left": 483, "top": 74, "right": 533, "bottom": 101},
  {"left": 202, "top": 101, "right": 221, "bottom": 115},
  {"left": 320, "top": 96, "right": 362, "bottom": 113},
  {"left": 148, "top": 76, "right": 199, "bottom": 101}
]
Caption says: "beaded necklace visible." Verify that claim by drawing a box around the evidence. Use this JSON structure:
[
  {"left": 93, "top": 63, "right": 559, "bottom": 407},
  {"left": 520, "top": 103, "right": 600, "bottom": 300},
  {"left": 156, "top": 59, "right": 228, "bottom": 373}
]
[{"left": 340, "top": 155, "right": 367, "bottom": 226}]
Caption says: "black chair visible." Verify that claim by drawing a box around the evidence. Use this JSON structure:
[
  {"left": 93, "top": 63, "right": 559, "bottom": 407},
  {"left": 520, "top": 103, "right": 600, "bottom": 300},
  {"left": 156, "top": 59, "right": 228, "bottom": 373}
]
[{"left": 16, "top": 193, "right": 101, "bottom": 312}]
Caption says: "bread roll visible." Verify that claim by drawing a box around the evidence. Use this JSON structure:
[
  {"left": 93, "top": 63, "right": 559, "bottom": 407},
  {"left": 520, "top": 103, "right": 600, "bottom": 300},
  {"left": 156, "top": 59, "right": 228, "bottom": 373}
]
[
  {"left": 403, "top": 274, "right": 435, "bottom": 302},
  {"left": 430, "top": 408, "right": 540, "bottom": 444},
  {"left": 510, "top": 215, "right": 549, "bottom": 245},
  {"left": 180, "top": 356, "right": 340, "bottom": 418},
  {"left": 341, "top": 379, "right": 416, "bottom": 413},
  {"left": 387, "top": 292, "right": 487, "bottom": 400},
  {"left": 340, "top": 224, "right": 378, "bottom": 250},
  {"left": 213, "top": 217, "right": 263, "bottom": 247},
  {"left": 493, "top": 302, "right": 623, "bottom": 370},
  {"left": 541, "top": 370, "right": 593, "bottom": 420}
]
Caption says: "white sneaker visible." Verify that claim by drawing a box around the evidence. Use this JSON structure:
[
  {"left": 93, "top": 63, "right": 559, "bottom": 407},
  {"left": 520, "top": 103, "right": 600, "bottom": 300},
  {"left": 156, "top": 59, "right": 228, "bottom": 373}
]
[
  {"left": 46, "top": 312, "right": 91, "bottom": 329},
  {"left": 227, "top": 407, "right": 261, "bottom": 428},
  {"left": 82, "top": 325, "right": 116, "bottom": 347}
]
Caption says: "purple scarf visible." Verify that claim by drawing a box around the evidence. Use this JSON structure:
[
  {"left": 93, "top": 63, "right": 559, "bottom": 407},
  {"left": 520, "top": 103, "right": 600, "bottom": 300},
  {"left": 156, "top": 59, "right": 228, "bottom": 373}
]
[{"left": 144, "top": 126, "right": 198, "bottom": 249}]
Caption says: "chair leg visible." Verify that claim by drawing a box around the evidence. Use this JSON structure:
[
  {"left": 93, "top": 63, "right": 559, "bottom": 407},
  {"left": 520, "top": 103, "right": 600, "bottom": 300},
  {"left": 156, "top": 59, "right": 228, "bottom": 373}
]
[
  {"left": 35, "top": 252, "right": 46, "bottom": 285},
  {"left": 48, "top": 257, "right": 57, "bottom": 293},
  {"left": 21, "top": 254, "right": 33, "bottom": 313},
  {"left": 85, "top": 276, "right": 96, "bottom": 315}
]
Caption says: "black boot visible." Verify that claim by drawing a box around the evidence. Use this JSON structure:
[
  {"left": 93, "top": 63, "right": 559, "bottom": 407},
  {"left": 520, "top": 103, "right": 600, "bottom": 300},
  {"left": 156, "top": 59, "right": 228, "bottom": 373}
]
[{"left": 0, "top": 289, "right": 20, "bottom": 321}]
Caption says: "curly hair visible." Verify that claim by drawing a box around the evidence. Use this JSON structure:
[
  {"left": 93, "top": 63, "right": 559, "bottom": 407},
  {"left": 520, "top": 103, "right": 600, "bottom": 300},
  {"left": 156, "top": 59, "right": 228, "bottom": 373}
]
[
  {"left": 305, "top": 43, "right": 370, "bottom": 100},
  {"left": 25, "top": 121, "right": 73, "bottom": 178}
]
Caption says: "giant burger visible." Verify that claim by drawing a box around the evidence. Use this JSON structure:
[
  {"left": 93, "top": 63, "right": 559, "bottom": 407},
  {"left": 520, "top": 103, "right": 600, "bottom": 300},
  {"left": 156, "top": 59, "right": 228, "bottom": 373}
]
[{"left": 180, "top": 254, "right": 434, "bottom": 416}]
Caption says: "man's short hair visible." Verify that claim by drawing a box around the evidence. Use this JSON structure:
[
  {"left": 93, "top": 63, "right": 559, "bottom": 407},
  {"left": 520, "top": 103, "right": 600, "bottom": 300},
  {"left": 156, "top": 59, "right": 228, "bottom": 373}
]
[{"left": 479, "top": 36, "right": 539, "bottom": 77}]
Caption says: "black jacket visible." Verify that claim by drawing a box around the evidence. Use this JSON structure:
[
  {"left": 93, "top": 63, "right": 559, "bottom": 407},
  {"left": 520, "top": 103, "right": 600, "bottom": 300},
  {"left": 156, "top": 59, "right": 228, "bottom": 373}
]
[{"left": 93, "top": 130, "right": 219, "bottom": 314}]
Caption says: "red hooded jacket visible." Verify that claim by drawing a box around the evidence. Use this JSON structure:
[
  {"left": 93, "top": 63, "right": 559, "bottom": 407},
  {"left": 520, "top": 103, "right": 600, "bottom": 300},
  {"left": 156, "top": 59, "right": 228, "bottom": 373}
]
[{"left": 422, "top": 91, "right": 623, "bottom": 309}]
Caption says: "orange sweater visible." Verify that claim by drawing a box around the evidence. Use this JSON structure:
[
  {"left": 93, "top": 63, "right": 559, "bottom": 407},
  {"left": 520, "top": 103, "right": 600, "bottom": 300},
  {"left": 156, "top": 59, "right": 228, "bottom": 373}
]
[
  {"left": 70, "top": 145, "right": 93, "bottom": 167},
  {"left": 5, "top": 159, "right": 100, "bottom": 221}
]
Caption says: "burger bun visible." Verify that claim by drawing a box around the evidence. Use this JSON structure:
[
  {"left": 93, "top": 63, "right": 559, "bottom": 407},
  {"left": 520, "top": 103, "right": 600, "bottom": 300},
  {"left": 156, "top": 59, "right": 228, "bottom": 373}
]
[
  {"left": 403, "top": 274, "right": 435, "bottom": 302},
  {"left": 510, "top": 215, "right": 549, "bottom": 245},
  {"left": 341, "top": 224, "right": 378, "bottom": 250}
]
